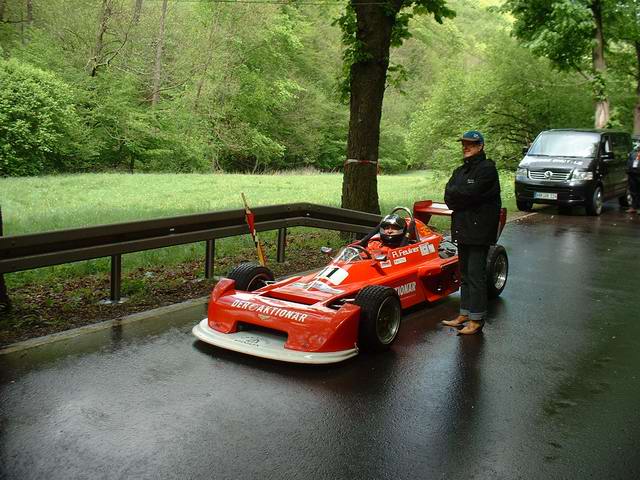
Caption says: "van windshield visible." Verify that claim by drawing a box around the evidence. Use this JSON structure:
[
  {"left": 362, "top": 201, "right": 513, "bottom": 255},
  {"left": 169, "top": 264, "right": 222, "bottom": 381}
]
[{"left": 528, "top": 131, "right": 600, "bottom": 158}]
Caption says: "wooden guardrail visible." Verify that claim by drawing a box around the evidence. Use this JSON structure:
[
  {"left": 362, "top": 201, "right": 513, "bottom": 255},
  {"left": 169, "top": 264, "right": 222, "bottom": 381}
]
[{"left": 0, "top": 203, "right": 381, "bottom": 303}]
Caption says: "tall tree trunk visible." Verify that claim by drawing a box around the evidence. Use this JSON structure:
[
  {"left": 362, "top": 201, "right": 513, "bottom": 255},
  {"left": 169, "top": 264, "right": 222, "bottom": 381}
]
[
  {"left": 591, "top": 0, "right": 610, "bottom": 129},
  {"left": 132, "top": 0, "right": 143, "bottom": 24},
  {"left": 341, "top": 1, "right": 400, "bottom": 214},
  {"left": 195, "top": 12, "right": 220, "bottom": 109},
  {"left": 26, "top": 0, "right": 32, "bottom": 25},
  {"left": 634, "top": 41, "right": 640, "bottom": 136},
  {"left": 151, "top": 0, "right": 168, "bottom": 106},
  {"left": 89, "top": 0, "right": 112, "bottom": 77}
]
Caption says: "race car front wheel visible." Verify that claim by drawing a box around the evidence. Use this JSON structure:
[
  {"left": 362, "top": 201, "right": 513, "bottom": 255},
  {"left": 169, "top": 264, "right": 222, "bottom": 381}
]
[
  {"left": 227, "top": 263, "right": 274, "bottom": 291},
  {"left": 355, "top": 286, "right": 401, "bottom": 352},
  {"left": 486, "top": 245, "right": 508, "bottom": 298}
]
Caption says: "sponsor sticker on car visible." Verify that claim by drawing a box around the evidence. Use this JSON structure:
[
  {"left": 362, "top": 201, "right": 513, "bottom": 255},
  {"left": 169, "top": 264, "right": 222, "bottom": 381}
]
[
  {"left": 391, "top": 245, "right": 421, "bottom": 259},
  {"left": 231, "top": 300, "right": 308, "bottom": 322},
  {"left": 395, "top": 282, "right": 416, "bottom": 296},
  {"left": 419, "top": 243, "right": 436, "bottom": 255}
]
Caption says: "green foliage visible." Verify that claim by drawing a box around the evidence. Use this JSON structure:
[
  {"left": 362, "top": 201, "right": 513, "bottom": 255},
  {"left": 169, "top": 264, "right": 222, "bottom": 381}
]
[
  {"left": 334, "top": 0, "right": 455, "bottom": 102},
  {"left": 333, "top": 3, "right": 363, "bottom": 103},
  {"left": 0, "top": 58, "right": 90, "bottom": 176},
  {"left": 502, "top": 0, "right": 617, "bottom": 123},
  {"left": 407, "top": 32, "right": 594, "bottom": 170},
  {"left": 503, "top": 0, "right": 594, "bottom": 72},
  {"left": 0, "top": 0, "right": 636, "bottom": 176}
]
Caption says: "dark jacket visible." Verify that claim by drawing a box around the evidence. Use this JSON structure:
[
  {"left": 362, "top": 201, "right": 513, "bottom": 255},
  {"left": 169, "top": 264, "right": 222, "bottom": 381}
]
[
  {"left": 444, "top": 151, "right": 501, "bottom": 245},
  {"left": 628, "top": 149, "right": 640, "bottom": 174}
]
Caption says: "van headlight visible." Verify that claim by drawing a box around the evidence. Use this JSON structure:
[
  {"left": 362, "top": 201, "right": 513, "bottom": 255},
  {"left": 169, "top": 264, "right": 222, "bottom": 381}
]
[
  {"left": 572, "top": 170, "right": 593, "bottom": 181},
  {"left": 516, "top": 167, "right": 527, "bottom": 179}
]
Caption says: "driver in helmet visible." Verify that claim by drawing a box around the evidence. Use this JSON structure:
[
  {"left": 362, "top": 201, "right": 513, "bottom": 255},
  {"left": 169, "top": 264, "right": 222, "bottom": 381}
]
[{"left": 367, "top": 214, "right": 409, "bottom": 252}]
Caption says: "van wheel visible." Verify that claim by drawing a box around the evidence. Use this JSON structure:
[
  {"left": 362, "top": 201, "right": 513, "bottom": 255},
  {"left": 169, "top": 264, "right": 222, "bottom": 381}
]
[
  {"left": 619, "top": 191, "right": 632, "bottom": 208},
  {"left": 585, "top": 185, "right": 603, "bottom": 216},
  {"left": 516, "top": 200, "right": 533, "bottom": 212},
  {"left": 227, "top": 263, "right": 274, "bottom": 291},
  {"left": 486, "top": 245, "right": 508, "bottom": 298}
]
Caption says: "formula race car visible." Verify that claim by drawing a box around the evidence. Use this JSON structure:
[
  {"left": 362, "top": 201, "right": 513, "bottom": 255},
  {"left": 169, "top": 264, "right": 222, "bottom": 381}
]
[{"left": 192, "top": 201, "right": 508, "bottom": 364}]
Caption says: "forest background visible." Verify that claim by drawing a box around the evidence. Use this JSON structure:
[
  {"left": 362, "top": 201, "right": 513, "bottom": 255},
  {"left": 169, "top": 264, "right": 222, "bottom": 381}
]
[{"left": 2, "top": 0, "right": 639, "bottom": 178}]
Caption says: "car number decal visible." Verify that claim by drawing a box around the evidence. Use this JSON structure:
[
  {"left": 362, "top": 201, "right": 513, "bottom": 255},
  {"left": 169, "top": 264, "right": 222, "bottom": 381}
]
[{"left": 318, "top": 266, "right": 348, "bottom": 285}]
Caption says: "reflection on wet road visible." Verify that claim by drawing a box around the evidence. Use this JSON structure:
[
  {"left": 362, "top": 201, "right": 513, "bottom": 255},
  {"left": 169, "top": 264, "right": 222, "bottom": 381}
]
[{"left": 1, "top": 204, "right": 640, "bottom": 479}]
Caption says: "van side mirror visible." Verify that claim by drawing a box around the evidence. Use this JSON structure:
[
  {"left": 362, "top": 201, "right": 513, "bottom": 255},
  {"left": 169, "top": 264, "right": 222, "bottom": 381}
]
[{"left": 522, "top": 146, "right": 529, "bottom": 155}]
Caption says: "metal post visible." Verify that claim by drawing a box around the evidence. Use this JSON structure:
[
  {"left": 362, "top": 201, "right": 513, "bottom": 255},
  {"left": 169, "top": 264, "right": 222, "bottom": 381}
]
[
  {"left": 205, "top": 239, "right": 215, "bottom": 279},
  {"left": 277, "top": 227, "right": 287, "bottom": 263},
  {"left": 110, "top": 254, "right": 122, "bottom": 303},
  {"left": 0, "top": 206, "right": 10, "bottom": 311}
]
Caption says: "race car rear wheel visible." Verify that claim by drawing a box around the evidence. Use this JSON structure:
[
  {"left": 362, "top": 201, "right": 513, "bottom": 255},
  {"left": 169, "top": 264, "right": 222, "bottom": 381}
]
[
  {"left": 355, "top": 286, "right": 402, "bottom": 352},
  {"left": 486, "top": 245, "right": 508, "bottom": 298},
  {"left": 619, "top": 190, "right": 632, "bottom": 208},
  {"left": 227, "top": 263, "right": 274, "bottom": 291}
]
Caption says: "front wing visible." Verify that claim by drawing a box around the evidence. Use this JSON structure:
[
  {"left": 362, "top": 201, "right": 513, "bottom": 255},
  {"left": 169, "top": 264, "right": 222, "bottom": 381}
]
[{"left": 192, "top": 319, "right": 358, "bottom": 364}]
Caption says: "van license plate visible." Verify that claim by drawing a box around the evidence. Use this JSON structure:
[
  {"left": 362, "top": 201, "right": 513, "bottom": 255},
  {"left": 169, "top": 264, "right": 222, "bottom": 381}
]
[{"left": 534, "top": 192, "right": 557, "bottom": 200}]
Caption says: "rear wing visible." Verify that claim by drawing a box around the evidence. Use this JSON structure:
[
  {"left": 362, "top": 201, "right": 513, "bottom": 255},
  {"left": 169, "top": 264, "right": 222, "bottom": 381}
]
[
  {"left": 413, "top": 200, "right": 452, "bottom": 225},
  {"left": 413, "top": 200, "right": 507, "bottom": 242}
]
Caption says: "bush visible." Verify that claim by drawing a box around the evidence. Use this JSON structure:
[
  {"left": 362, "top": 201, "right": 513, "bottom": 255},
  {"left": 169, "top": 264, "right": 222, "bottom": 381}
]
[{"left": 0, "top": 58, "right": 88, "bottom": 176}]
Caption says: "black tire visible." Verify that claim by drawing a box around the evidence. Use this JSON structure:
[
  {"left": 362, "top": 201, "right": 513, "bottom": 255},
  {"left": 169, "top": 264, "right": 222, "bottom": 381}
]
[
  {"left": 486, "top": 245, "right": 508, "bottom": 298},
  {"left": 585, "top": 185, "right": 603, "bottom": 216},
  {"left": 355, "top": 285, "right": 402, "bottom": 352},
  {"left": 516, "top": 199, "right": 533, "bottom": 212},
  {"left": 619, "top": 190, "right": 632, "bottom": 208},
  {"left": 226, "top": 263, "right": 274, "bottom": 291}
]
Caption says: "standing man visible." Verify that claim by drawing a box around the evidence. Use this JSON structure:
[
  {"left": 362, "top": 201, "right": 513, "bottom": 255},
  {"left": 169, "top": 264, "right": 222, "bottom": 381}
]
[
  {"left": 442, "top": 130, "right": 501, "bottom": 335},
  {"left": 626, "top": 147, "right": 640, "bottom": 214}
]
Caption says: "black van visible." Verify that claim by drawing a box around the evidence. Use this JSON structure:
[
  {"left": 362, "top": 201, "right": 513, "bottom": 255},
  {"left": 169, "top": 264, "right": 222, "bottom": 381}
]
[{"left": 514, "top": 129, "right": 632, "bottom": 215}]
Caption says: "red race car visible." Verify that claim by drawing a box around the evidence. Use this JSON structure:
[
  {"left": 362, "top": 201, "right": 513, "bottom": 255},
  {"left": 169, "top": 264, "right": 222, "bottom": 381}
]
[{"left": 192, "top": 201, "right": 508, "bottom": 364}]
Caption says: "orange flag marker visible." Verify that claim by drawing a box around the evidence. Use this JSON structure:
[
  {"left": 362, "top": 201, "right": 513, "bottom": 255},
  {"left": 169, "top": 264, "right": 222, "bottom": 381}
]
[{"left": 241, "top": 193, "right": 267, "bottom": 266}]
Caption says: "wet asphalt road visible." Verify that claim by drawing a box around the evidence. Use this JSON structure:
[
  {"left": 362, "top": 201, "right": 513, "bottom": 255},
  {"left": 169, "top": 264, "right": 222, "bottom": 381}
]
[{"left": 1, "top": 203, "right": 640, "bottom": 480}]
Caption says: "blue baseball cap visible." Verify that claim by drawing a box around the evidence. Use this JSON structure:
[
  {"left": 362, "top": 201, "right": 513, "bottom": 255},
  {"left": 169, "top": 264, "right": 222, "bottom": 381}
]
[{"left": 459, "top": 130, "right": 484, "bottom": 144}]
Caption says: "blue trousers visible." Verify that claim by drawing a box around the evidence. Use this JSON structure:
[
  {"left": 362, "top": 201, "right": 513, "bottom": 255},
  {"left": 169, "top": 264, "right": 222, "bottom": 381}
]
[{"left": 458, "top": 244, "right": 489, "bottom": 321}]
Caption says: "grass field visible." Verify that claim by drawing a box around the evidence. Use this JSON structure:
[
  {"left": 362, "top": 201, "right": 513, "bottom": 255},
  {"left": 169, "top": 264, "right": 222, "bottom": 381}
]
[{"left": 0, "top": 170, "right": 516, "bottom": 286}]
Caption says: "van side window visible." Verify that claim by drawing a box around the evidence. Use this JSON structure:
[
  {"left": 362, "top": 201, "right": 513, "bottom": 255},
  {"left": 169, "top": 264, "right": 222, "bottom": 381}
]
[
  {"left": 612, "top": 134, "right": 626, "bottom": 161},
  {"left": 603, "top": 138, "right": 612, "bottom": 154}
]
